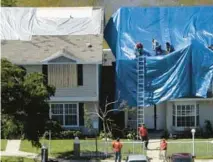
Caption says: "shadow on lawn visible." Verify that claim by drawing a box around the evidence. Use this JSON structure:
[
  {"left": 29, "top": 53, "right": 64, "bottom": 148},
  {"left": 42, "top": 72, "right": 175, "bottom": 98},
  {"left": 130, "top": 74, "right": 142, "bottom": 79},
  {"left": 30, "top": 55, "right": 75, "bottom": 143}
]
[{"left": 55, "top": 150, "right": 113, "bottom": 161}]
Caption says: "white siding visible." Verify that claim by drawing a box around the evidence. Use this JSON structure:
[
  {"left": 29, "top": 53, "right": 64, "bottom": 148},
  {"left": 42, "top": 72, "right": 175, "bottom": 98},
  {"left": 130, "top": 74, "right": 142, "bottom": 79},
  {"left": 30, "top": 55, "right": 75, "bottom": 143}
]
[
  {"left": 166, "top": 102, "right": 173, "bottom": 132},
  {"left": 54, "top": 64, "right": 98, "bottom": 98},
  {"left": 144, "top": 106, "right": 155, "bottom": 129},
  {"left": 23, "top": 65, "right": 42, "bottom": 73},
  {"left": 198, "top": 101, "right": 213, "bottom": 128},
  {"left": 85, "top": 102, "right": 99, "bottom": 123},
  {"left": 81, "top": 102, "right": 99, "bottom": 135},
  {"left": 156, "top": 102, "right": 167, "bottom": 130}
]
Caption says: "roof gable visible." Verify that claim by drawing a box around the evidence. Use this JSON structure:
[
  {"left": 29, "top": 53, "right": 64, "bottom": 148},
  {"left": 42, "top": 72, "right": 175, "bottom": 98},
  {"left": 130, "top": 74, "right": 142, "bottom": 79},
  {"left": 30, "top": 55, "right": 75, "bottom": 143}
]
[{"left": 41, "top": 49, "right": 81, "bottom": 64}]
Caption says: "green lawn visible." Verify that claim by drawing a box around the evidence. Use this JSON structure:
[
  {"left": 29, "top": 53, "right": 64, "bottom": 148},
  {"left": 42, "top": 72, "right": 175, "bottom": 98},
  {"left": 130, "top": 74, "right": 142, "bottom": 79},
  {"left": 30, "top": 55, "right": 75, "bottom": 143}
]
[
  {"left": 1, "top": 157, "right": 36, "bottom": 162},
  {"left": 20, "top": 139, "right": 145, "bottom": 158},
  {"left": 1, "top": 139, "right": 7, "bottom": 151},
  {"left": 20, "top": 139, "right": 213, "bottom": 159},
  {"left": 167, "top": 139, "right": 213, "bottom": 159},
  {"left": 20, "top": 139, "right": 74, "bottom": 157}
]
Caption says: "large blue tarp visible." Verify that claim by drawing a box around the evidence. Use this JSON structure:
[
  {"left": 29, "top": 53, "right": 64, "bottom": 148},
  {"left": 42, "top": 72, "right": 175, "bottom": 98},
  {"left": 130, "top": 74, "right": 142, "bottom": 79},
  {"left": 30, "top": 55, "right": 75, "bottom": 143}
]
[{"left": 104, "top": 6, "right": 213, "bottom": 107}]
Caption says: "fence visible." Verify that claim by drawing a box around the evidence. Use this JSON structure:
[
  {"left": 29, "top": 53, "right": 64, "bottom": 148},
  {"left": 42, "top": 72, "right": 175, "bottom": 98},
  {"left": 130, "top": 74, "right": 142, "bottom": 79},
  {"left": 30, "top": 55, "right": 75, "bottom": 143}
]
[
  {"left": 167, "top": 140, "right": 213, "bottom": 158},
  {"left": 80, "top": 139, "right": 146, "bottom": 158},
  {"left": 79, "top": 139, "right": 213, "bottom": 158}
]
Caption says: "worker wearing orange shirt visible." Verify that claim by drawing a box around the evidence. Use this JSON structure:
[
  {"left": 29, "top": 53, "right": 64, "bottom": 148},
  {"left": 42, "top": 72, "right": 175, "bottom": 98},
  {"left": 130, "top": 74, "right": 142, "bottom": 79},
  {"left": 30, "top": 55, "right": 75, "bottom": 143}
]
[
  {"left": 159, "top": 138, "right": 168, "bottom": 161},
  {"left": 112, "top": 138, "right": 123, "bottom": 162},
  {"left": 139, "top": 124, "right": 149, "bottom": 150}
]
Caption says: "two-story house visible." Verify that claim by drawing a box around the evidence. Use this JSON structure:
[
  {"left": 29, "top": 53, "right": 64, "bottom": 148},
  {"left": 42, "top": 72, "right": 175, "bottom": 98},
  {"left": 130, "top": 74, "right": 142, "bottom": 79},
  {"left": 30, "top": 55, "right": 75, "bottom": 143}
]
[
  {"left": 103, "top": 49, "right": 213, "bottom": 134},
  {"left": 1, "top": 7, "right": 104, "bottom": 134}
]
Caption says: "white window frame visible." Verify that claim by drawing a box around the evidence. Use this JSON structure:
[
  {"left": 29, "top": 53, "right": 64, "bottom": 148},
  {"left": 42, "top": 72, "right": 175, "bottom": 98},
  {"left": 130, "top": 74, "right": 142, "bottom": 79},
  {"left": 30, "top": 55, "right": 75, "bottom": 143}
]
[
  {"left": 172, "top": 102, "right": 199, "bottom": 128},
  {"left": 49, "top": 103, "right": 79, "bottom": 127}
]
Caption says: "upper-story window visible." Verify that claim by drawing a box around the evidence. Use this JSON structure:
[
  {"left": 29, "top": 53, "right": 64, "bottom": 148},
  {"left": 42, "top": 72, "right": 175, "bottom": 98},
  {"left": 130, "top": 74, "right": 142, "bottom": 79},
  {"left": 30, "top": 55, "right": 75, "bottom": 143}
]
[
  {"left": 172, "top": 103, "right": 199, "bottom": 128},
  {"left": 47, "top": 64, "right": 83, "bottom": 88}
]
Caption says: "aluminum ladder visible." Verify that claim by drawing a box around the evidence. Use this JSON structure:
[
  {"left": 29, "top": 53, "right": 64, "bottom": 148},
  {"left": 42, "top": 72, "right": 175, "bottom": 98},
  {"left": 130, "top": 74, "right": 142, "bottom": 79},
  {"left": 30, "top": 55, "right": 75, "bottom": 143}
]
[{"left": 137, "top": 55, "right": 145, "bottom": 135}]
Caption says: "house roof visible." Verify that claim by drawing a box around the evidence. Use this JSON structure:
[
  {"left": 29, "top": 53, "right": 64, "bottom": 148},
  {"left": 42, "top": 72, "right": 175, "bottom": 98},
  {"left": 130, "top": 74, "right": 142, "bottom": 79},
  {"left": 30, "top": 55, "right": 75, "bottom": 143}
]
[
  {"left": 1, "top": 7, "right": 104, "bottom": 64},
  {"left": 1, "top": 7, "right": 104, "bottom": 40},
  {"left": 1, "top": 35, "right": 103, "bottom": 64}
]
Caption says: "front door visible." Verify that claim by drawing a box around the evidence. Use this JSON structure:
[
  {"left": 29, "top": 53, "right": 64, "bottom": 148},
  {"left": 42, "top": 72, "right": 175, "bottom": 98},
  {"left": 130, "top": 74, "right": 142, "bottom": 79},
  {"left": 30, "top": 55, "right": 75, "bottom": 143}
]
[{"left": 144, "top": 105, "right": 155, "bottom": 129}]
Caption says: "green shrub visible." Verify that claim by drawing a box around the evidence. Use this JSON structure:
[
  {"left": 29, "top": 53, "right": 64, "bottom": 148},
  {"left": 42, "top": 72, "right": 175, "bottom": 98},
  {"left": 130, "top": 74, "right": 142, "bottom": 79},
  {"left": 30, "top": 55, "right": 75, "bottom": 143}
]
[
  {"left": 1, "top": 115, "right": 23, "bottom": 139},
  {"left": 60, "top": 130, "right": 82, "bottom": 139},
  {"left": 99, "top": 131, "right": 112, "bottom": 139},
  {"left": 126, "top": 130, "right": 137, "bottom": 140},
  {"left": 44, "top": 120, "right": 64, "bottom": 139}
]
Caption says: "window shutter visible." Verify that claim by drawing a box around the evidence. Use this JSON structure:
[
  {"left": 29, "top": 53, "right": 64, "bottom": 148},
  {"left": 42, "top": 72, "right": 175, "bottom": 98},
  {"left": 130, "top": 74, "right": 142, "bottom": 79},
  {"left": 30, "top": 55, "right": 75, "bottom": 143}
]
[
  {"left": 79, "top": 103, "right": 84, "bottom": 126},
  {"left": 42, "top": 65, "right": 48, "bottom": 85},
  {"left": 77, "top": 64, "right": 83, "bottom": 86}
]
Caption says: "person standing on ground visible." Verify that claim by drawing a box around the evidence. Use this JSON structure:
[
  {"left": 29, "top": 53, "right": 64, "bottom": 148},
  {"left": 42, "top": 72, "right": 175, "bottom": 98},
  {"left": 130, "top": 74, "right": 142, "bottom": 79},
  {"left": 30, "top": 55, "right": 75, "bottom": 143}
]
[
  {"left": 159, "top": 138, "right": 168, "bottom": 162},
  {"left": 112, "top": 138, "right": 123, "bottom": 162},
  {"left": 139, "top": 124, "right": 149, "bottom": 150}
]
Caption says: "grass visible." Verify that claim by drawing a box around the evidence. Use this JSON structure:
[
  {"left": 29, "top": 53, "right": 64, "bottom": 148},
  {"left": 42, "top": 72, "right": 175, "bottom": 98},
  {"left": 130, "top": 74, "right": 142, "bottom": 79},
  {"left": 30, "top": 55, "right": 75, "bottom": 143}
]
[
  {"left": 1, "top": 157, "right": 36, "bottom": 162},
  {"left": 167, "top": 139, "right": 213, "bottom": 159},
  {"left": 20, "top": 139, "right": 146, "bottom": 158},
  {"left": 20, "top": 138, "right": 213, "bottom": 159},
  {"left": 1, "top": 139, "right": 7, "bottom": 151},
  {"left": 20, "top": 139, "right": 74, "bottom": 157}
]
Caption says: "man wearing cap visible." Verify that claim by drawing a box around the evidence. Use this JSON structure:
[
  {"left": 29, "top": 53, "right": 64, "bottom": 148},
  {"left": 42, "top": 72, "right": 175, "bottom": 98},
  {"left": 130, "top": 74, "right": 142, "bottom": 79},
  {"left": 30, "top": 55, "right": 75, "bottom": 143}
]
[
  {"left": 112, "top": 138, "right": 123, "bottom": 162},
  {"left": 139, "top": 124, "right": 149, "bottom": 150}
]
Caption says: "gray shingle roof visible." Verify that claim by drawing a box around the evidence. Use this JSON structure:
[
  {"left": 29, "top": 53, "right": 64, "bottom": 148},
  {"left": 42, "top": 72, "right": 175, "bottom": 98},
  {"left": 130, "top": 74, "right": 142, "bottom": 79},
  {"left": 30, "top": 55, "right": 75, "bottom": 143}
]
[{"left": 1, "top": 35, "right": 103, "bottom": 64}]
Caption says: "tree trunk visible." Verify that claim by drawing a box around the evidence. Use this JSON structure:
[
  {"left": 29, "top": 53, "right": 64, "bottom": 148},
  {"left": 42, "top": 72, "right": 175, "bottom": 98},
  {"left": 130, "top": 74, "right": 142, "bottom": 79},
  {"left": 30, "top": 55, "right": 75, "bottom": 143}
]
[{"left": 103, "top": 119, "right": 107, "bottom": 142}]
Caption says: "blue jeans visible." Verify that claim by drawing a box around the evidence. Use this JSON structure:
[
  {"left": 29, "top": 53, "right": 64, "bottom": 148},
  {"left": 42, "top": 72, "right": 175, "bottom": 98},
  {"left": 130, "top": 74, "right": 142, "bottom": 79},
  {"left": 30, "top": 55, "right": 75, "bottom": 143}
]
[{"left": 115, "top": 151, "right": 121, "bottom": 162}]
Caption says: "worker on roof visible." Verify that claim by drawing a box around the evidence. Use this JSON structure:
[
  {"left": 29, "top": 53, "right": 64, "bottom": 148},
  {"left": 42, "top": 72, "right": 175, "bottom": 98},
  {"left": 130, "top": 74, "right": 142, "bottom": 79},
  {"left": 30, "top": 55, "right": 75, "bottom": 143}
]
[
  {"left": 135, "top": 42, "right": 150, "bottom": 56},
  {"left": 152, "top": 39, "right": 163, "bottom": 55},
  {"left": 112, "top": 138, "right": 123, "bottom": 162},
  {"left": 166, "top": 42, "right": 175, "bottom": 54}
]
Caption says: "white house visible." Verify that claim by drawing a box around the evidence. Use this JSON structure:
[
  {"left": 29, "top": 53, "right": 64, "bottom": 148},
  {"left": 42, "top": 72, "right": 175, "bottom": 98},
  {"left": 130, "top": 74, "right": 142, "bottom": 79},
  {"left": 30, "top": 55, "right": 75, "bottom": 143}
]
[
  {"left": 1, "top": 7, "right": 104, "bottom": 134},
  {"left": 103, "top": 49, "right": 213, "bottom": 134}
]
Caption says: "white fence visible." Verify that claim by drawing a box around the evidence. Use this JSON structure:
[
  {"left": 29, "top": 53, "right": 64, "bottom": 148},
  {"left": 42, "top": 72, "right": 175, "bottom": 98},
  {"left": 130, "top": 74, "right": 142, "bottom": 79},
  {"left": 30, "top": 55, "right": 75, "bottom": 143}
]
[
  {"left": 80, "top": 140, "right": 146, "bottom": 157},
  {"left": 167, "top": 140, "right": 213, "bottom": 157},
  {"left": 79, "top": 139, "right": 213, "bottom": 158}
]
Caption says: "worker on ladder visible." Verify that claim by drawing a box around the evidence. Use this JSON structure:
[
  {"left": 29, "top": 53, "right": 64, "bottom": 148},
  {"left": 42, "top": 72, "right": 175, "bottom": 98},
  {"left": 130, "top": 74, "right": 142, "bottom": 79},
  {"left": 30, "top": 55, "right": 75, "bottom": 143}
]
[
  {"left": 135, "top": 42, "right": 150, "bottom": 56},
  {"left": 135, "top": 42, "right": 144, "bottom": 56}
]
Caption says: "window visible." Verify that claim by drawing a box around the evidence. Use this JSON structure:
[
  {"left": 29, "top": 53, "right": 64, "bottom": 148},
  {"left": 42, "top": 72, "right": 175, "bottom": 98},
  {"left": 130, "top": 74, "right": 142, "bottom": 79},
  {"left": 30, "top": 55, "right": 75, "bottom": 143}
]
[
  {"left": 172, "top": 103, "right": 199, "bottom": 127},
  {"left": 50, "top": 103, "right": 78, "bottom": 127},
  {"left": 48, "top": 64, "right": 77, "bottom": 88}
]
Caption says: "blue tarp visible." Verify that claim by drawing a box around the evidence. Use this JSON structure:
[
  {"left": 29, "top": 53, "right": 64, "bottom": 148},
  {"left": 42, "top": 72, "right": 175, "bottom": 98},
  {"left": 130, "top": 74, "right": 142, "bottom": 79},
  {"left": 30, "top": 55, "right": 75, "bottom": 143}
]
[{"left": 104, "top": 6, "right": 213, "bottom": 107}]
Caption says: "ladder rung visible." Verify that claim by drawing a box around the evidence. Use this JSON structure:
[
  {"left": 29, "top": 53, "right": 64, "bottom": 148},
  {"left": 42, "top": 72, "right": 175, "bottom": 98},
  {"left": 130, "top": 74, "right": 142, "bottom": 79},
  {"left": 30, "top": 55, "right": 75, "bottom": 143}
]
[
  {"left": 138, "top": 109, "right": 144, "bottom": 111},
  {"left": 138, "top": 80, "right": 144, "bottom": 82},
  {"left": 137, "top": 92, "right": 144, "bottom": 94}
]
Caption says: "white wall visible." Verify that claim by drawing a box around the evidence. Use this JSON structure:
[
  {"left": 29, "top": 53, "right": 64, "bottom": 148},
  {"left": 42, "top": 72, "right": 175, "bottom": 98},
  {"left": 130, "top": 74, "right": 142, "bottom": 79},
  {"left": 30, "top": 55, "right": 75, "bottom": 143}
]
[
  {"left": 166, "top": 101, "right": 173, "bottom": 132},
  {"left": 82, "top": 102, "right": 99, "bottom": 135},
  {"left": 198, "top": 101, "right": 213, "bottom": 128},
  {"left": 156, "top": 102, "right": 167, "bottom": 130},
  {"left": 144, "top": 106, "right": 155, "bottom": 129}
]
